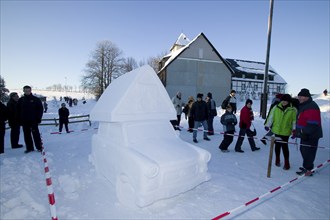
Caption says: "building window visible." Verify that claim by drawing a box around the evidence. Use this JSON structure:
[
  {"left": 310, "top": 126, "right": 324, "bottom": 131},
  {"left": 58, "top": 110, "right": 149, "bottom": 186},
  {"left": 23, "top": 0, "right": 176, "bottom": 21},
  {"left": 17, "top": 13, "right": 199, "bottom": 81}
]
[
  {"left": 277, "top": 85, "right": 281, "bottom": 92},
  {"left": 199, "top": 48, "right": 203, "bottom": 59},
  {"left": 242, "top": 83, "right": 246, "bottom": 90}
]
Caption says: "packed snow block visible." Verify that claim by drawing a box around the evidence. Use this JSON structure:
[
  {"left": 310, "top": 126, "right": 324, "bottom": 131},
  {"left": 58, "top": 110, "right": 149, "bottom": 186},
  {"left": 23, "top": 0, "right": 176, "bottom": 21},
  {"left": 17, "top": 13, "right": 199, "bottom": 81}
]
[
  {"left": 90, "top": 65, "right": 211, "bottom": 207},
  {"left": 90, "top": 65, "right": 176, "bottom": 122}
]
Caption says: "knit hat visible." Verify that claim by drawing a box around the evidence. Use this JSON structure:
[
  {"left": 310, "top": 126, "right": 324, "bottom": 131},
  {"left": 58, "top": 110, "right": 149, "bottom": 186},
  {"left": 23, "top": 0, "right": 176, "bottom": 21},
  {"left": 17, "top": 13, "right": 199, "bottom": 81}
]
[
  {"left": 298, "top": 88, "right": 311, "bottom": 97},
  {"left": 245, "top": 99, "right": 253, "bottom": 105},
  {"left": 231, "top": 90, "right": 236, "bottom": 94},
  {"left": 281, "top": 94, "right": 292, "bottom": 102},
  {"left": 275, "top": 93, "right": 283, "bottom": 99},
  {"left": 197, "top": 93, "right": 203, "bottom": 99},
  {"left": 207, "top": 92, "right": 212, "bottom": 99}
]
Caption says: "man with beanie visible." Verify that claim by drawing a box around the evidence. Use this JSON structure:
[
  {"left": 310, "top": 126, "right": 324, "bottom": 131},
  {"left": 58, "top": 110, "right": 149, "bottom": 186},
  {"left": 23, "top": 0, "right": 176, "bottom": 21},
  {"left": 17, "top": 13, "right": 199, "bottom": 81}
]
[
  {"left": 206, "top": 92, "right": 217, "bottom": 135},
  {"left": 234, "top": 99, "right": 260, "bottom": 152},
  {"left": 295, "top": 88, "right": 323, "bottom": 176},
  {"left": 190, "top": 93, "right": 210, "bottom": 143},
  {"left": 264, "top": 94, "right": 297, "bottom": 170},
  {"left": 17, "top": 85, "right": 44, "bottom": 153}
]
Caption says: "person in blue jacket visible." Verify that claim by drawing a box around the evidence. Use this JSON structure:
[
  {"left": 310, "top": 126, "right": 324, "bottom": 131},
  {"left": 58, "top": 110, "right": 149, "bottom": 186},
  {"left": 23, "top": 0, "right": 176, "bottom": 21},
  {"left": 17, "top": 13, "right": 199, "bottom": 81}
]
[{"left": 219, "top": 104, "right": 237, "bottom": 152}]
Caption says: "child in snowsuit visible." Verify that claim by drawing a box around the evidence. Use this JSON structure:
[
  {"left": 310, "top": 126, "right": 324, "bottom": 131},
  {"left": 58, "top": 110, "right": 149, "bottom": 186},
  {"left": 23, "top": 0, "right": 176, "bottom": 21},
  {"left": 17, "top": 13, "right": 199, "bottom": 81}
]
[{"left": 219, "top": 104, "right": 237, "bottom": 152}]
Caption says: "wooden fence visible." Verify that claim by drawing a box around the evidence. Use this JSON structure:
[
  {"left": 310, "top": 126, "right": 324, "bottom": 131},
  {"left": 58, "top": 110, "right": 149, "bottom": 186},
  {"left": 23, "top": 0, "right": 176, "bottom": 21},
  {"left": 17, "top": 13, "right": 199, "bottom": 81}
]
[{"left": 5, "top": 114, "right": 91, "bottom": 129}]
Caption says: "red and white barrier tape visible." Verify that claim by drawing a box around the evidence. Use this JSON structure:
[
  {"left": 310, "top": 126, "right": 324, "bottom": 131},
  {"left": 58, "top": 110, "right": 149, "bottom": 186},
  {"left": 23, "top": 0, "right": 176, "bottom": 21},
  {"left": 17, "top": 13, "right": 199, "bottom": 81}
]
[
  {"left": 40, "top": 140, "right": 58, "bottom": 220},
  {"left": 176, "top": 125, "right": 329, "bottom": 150},
  {"left": 211, "top": 159, "right": 330, "bottom": 220}
]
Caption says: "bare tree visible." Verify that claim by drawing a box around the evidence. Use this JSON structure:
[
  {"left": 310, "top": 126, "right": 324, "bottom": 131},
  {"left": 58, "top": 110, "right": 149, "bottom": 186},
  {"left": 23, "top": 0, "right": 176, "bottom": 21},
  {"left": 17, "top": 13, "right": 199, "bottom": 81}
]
[
  {"left": 146, "top": 51, "right": 168, "bottom": 73},
  {"left": 122, "top": 57, "right": 138, "bottom": 73},
  {"left": 81, "top": 41, "right": 124, "bottom": 99}
]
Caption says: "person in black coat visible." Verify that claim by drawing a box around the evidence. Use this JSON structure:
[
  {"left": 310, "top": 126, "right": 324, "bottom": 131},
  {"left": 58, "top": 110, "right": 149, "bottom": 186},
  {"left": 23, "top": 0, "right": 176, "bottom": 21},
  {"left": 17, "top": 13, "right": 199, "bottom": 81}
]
[
  {"left": 222, "top": 90, "right": 237, "bottom": 114},
  {"left": 190, "top": 93, "right": 210, "bottom": 143},
  {"left": 206, "top": 92, "right": 217, "bottom": 135},
  {"left": 17, "top": 85, "right": 43, "bottom": 153},
  {"left": 7, "top": 92, "right": 23, "bottom": 149},
  {"left": 58, "top": 103, "right": 70, "bottom": 133},
  {"left": 0, "top": 101, "right": 8, "bottom": 154}
]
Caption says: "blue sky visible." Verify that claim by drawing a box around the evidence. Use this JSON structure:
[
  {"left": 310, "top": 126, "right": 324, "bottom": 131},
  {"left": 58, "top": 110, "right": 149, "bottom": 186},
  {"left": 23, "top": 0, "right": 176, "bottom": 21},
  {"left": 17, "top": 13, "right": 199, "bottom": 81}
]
[{"left": 1, "top": 0, "right": 329, "bottom": 96}]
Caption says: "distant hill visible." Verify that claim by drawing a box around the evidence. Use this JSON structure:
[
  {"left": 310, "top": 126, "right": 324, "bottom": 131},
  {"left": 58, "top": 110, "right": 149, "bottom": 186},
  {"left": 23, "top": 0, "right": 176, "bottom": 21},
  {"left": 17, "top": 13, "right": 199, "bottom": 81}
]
[{"left": 8, "top": 89, "right": 95, "bottom": 100}]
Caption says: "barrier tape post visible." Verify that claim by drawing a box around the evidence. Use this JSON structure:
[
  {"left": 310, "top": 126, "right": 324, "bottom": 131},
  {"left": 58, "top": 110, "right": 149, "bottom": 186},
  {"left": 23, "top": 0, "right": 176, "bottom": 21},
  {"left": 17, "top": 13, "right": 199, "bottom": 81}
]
[
  {"left": 267, "top": 136, "right": 275, "bottom": 178},
  {"left": 40, "top": 139, "right": 58, "bottom": 220},
  {"left": 212, "top": 159, "right": 330, "bottom": 220}
]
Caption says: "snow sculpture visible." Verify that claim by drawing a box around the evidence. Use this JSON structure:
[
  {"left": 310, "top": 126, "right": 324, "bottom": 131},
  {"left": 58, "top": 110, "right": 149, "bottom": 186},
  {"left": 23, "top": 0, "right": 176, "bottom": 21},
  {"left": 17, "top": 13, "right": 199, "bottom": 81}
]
[{"left": 90, "top": 65, "right": 211, "bottom": 207}]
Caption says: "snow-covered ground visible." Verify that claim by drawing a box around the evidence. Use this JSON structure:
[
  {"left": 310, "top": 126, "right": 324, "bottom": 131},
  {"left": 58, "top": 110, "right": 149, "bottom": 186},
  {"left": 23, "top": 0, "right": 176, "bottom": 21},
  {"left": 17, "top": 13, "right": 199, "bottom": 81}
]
[{"left": 1, "top": 94, "right": 329, "bottom": 219}]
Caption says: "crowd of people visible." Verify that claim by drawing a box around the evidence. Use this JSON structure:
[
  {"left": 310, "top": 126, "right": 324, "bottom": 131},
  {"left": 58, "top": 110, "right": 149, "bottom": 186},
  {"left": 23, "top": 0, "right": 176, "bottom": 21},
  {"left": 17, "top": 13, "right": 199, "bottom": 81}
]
[
  {"left": 173, "top": 88, "right": 323, "bottom": 176},
  {"left": 0, "top": 86, "right": 324, "bottom": 177},
  {"left": 0, "top": 85, "right": 72, "bottom": 154}
]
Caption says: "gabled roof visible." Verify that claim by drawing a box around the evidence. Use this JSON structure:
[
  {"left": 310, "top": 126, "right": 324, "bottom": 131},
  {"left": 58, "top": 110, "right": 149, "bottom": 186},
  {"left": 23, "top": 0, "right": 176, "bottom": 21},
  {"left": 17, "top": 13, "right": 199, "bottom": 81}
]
[
  {"left": 90, "top": 65, "right": 176, "bottom": 122},
  {"left": 226, "top": 58, "right": 286, "bottom": 84},
  {"left": 159, "top": 32, "right": 234, "bottom": 74},
  {"left": 169, "top": 33, "right": 190, "bottom": 51}
]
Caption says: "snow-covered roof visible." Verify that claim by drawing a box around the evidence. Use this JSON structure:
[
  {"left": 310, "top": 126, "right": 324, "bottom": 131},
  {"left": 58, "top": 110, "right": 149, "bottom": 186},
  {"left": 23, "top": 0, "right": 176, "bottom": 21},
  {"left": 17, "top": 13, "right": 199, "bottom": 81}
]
[
  {"left": 159, "top": 32, "right": 232, "bottom": 73},
  {"left": 174, "top": 33, "right": 190, "bottom": 47},
  {"left": 226, "top": 58, "right": 287, "bottom": 84}
]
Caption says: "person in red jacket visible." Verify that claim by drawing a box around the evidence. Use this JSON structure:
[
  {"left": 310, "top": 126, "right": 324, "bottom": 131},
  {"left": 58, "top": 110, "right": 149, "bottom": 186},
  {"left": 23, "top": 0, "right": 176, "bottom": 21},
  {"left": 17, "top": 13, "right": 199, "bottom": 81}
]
[
  {"left": 295, "top": 88, "right": 323, "bottom": 176},
  {"left": 234, "top": 99, "right": 260, "bottom": 153}
]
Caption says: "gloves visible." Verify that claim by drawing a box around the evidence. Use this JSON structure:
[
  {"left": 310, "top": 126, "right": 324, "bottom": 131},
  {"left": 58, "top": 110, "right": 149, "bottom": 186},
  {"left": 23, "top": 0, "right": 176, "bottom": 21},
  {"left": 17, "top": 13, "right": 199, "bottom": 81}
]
[
  {"left": 291, "top": 130, "right": 296, "bottom": 139},
  {"left": 264, "top": 126, "right": 270, "bottom": 131}
]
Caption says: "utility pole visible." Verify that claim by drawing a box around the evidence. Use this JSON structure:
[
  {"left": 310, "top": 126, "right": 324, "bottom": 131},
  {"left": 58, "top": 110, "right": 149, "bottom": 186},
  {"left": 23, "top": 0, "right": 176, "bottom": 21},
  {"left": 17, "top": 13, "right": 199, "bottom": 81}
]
[{"left": 261, "top": 0, "right": 275, "bottom": 119}]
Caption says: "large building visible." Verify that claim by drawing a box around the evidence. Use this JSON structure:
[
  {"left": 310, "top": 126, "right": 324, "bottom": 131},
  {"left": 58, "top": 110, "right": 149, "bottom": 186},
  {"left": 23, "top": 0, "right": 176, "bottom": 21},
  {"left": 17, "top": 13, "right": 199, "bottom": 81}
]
[
  {"left": 158, "top": 33, "right": 287, "bottom": 103},
  {"left": 225, "top": 58, "right": 286, "bottom": 101},
  {"left": 158, "top": 33, "right": 233, "bottom": 105}
]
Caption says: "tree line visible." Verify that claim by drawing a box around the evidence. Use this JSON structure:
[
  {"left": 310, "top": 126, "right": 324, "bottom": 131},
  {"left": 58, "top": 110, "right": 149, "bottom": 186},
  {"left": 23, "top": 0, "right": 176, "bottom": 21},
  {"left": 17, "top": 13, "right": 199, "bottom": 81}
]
[{"left": 81, "top": 40, "right": 165, "bottom": 99}]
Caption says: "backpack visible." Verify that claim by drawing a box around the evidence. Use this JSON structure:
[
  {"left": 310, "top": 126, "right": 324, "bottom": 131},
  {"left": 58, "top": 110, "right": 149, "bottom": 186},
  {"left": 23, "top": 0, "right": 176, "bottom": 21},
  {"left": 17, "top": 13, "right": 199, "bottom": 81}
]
[{"left": 221, "top": 98, "right": 229, "bottom": 109}]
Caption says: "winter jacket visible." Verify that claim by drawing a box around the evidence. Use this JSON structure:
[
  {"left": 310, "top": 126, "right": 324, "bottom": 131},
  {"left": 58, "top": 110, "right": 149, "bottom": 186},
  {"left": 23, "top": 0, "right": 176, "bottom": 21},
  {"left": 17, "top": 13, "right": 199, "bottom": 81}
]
[
  {"left": 224, "top": 95, "right": 237, "bottom": 113},
  {"left": 190, "top": 100, "right": 208, "bottom": 121},
  {"left": 239, "top": 105, "right": 254, "bottom": 129},
  {"left": 183, "top": 97, "right": 194, "bottom": 118},
  {"left": 58, "top": 107, "right": 70, "bottom": 123},
  {"left": 265, "top": 103, "right": 297, "bottom": 136},
  {"left": 221, "top": 110, "right": 237, "bottom": 132},
  {"left": 264, "top": 99, "right": 281, "bottom": 125},
  {"left": 17, "top": 94, "right": 43, "bottom": 124},
  {"left": 6, "top": 99, "right": 20, "bottom": 127},
  {"left": 172, "top": 95, "right": 183, "bottom": 115},
  {"left": 0, "top": 102, "right": 8, "bottom": 126},
  {"left": 296, "top": 97, "right": 323, "bottom": 140},
  {"left": 207, "top": 99, "right": 217, "bottom": 117}
]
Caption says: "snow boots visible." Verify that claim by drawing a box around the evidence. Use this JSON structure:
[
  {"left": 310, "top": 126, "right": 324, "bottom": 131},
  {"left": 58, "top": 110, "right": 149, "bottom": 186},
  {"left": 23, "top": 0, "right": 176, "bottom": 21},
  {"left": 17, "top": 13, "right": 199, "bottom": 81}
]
[
  {"left": 283, "top": 159, "right": 290, "bottom": 170},
  {"left": 275, "top": 157, "right": 281, "bottom": 167}
]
